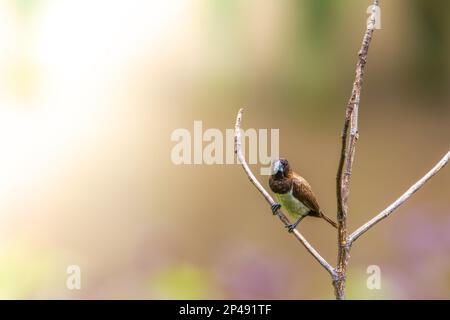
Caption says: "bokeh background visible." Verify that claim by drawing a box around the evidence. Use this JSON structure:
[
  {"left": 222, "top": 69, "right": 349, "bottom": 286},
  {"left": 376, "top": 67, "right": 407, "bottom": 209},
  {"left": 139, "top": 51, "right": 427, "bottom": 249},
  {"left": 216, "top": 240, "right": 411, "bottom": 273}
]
[{"left": 0, "top": 0, "right": 449, "bottom": 299}]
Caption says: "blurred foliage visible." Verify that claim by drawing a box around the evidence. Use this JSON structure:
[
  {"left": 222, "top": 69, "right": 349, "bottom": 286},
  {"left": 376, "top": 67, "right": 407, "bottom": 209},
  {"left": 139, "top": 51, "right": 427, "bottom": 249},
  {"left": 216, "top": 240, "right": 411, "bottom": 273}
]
[
  {"left": 148, "top": 264, "right": 219, "bottom": 299},
  {"left": 13, "top": 0, "right": 44, "bottom": 20},
  {"left": 0, "top": 243, "right": 58, "bottom": 299},
  {"left": 412, "top": 0, "right": 450, "bottom": 98},
  {"left": 345, "top": 268, "right": 399, "bottom": 300},
  {"left": 297, "top": 0, "right": 337, "bottom": 47}
]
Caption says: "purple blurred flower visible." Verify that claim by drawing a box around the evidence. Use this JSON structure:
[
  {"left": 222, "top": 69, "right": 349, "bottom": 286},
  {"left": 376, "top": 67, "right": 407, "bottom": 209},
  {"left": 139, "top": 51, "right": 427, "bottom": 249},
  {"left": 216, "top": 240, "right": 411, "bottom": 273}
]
[
  {"left": 385, "top": 204, "right": 450, "bottom": 298},
  {"left": 213, "top": 245, "right": 295, "bottom": 299}
]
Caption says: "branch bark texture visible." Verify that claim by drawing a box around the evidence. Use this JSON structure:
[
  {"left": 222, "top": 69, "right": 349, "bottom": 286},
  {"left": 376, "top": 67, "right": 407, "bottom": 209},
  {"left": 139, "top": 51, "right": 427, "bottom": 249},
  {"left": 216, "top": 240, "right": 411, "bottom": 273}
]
[{"left": 334, "top": 0, "right": 380, "bottom": 300}]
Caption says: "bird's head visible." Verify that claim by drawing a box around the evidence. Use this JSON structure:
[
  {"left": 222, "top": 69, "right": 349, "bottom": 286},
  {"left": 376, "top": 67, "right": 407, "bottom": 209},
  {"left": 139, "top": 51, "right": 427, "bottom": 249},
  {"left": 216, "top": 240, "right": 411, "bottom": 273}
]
[{"left": 271, "top": 158, "right": 291, "bottom": 179}]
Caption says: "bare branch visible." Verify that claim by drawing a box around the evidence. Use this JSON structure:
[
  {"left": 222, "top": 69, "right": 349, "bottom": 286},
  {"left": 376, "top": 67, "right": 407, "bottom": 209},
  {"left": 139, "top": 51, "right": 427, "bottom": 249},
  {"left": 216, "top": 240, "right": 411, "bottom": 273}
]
[
  {"left": 334, "top": 0, "right": 380, "bottom": 300},
  {"left": 234, "top": 108, "right": 337, "bottom": 278},
  {"left": 337, "top": 3, "right": 378, "bottom": 222},
  {"left": 349, "top": 151, "right": 449, "bottom": 244}
]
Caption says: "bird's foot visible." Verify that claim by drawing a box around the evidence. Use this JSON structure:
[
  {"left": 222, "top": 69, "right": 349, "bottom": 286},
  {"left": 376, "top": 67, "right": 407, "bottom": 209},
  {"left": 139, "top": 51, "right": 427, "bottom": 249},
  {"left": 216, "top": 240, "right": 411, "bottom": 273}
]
[
  {"left": 285, "top": 216, "right": 305, "bottom": 233},
  {"left": 271, "top": 203, "right": 281, "bottom": 215},
  {"left": 285, "top": 223, "right": 297, "bottom": 233}
]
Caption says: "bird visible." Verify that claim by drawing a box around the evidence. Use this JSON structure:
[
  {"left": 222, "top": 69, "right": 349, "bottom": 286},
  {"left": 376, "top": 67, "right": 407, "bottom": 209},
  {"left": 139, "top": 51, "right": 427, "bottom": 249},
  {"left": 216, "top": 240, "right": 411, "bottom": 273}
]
[{"left": 269, "top": 158, "right": 337, "bottom": 232}]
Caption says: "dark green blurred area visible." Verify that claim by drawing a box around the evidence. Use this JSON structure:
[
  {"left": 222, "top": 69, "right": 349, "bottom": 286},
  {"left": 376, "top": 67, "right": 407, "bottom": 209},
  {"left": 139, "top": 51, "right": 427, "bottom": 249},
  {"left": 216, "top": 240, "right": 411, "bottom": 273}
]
[{"left": 200, "top": 0, "right": 449, "bottom": 115}]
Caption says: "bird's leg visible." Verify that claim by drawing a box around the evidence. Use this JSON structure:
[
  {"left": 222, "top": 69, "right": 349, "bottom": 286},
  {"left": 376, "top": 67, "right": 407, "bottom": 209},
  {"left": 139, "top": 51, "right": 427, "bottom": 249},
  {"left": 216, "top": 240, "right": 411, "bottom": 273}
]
[
  {"left": 286, "top": 215, "right": 306, "bottom": 233},
  {"left": 271, "top": 203, "right": 281, "bottom": 215}
]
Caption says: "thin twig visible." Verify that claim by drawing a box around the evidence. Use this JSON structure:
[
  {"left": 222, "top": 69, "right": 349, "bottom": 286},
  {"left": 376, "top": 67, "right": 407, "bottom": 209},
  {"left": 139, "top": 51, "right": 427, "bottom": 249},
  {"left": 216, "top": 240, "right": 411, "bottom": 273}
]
[
  {"left": 349, "top": 151, "right": 449, "bottom": 244},
  {"left": 234, "top": 108, "right": 337, "bottom": 278},
  {"left": 334, "top": 0, "right": 379, "bottom": 300}
]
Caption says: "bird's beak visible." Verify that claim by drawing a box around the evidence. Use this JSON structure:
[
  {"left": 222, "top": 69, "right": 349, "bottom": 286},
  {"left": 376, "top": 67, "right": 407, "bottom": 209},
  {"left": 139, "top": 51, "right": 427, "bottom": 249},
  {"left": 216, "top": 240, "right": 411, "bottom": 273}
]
[{"left": 271, "top": 160, "right": 283, "bottom": 175}]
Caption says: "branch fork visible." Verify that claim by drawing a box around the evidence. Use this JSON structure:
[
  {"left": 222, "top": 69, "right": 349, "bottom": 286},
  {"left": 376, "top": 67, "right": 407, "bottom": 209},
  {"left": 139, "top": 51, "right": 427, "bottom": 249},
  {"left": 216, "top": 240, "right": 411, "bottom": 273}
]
[{"left": 233, "top": 0, "right": 449, "bottom": 299}]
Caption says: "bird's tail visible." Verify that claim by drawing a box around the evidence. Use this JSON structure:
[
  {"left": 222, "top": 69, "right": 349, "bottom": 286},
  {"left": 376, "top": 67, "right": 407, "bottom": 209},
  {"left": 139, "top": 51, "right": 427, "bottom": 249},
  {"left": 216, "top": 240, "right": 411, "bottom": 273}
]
[{"left": 320, "top": 212, "right": 338, "bottom": 229}]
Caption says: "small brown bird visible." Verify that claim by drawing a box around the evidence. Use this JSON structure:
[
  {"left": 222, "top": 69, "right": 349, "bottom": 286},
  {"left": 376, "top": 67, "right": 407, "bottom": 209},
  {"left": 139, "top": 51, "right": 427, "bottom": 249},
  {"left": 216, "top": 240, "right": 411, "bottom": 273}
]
[{"left": 269, "top": 158, "right": 337, "bottom": 232}]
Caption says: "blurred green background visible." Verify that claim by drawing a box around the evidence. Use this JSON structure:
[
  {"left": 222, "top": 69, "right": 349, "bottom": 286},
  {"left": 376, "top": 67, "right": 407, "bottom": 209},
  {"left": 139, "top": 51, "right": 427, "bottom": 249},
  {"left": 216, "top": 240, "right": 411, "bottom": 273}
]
[{"left": 0, "top": 0, "right": 448, "bottom": 299}]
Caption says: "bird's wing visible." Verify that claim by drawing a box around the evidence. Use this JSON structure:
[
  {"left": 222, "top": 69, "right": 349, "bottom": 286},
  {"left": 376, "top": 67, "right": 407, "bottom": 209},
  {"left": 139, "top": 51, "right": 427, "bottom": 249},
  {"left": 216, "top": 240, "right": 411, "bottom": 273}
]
[{"left": 292, "top": 174, "right": 321, "bottom": 216}]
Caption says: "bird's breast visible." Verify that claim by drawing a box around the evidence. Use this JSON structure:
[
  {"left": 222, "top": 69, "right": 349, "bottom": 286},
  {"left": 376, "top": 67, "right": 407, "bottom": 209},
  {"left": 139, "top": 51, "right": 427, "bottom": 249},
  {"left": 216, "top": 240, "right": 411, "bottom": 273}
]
[{"left": 275, "top": 189, "right": 310, "bottom": 219}]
